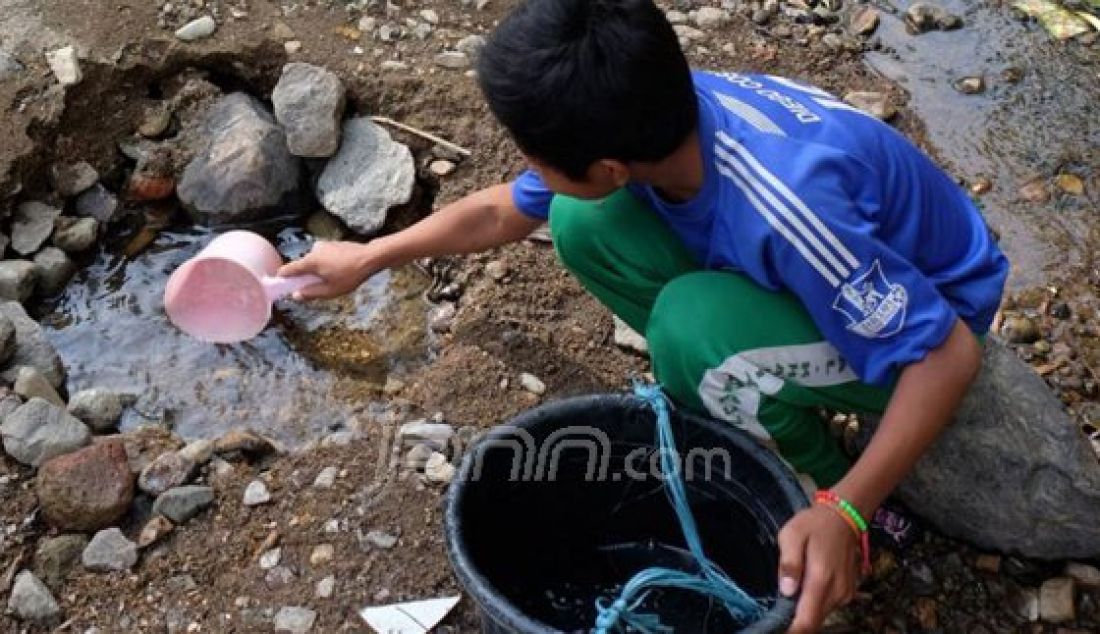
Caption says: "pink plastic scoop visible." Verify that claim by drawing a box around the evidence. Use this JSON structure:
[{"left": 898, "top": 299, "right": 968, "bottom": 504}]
[{"left": 163, "top": 230, "right": 322, "bottom": 343}]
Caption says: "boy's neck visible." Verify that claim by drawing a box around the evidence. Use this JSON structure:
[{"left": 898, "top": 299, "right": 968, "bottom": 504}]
[{"left": 633, "top": 130, "right": 705, "bottom": 204}]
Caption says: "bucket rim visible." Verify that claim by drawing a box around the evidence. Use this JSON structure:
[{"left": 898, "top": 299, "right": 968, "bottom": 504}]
[{"left": 442, "top": 392, "right": 806, "bottom": 633}]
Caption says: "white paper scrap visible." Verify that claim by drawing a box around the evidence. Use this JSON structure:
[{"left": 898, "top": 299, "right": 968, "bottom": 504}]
[{"left": 360, "top": 595, "right": 462, "bottom": 634}]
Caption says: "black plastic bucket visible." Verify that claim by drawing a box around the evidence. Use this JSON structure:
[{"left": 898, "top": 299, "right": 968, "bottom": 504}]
[{"left": 444, "top": 393, "right": 807, "bottom": 633}]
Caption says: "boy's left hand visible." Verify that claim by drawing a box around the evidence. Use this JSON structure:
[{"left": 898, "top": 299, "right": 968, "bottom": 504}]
[{"left": 778, "top": 505, "right": 861, "bottom": 633}]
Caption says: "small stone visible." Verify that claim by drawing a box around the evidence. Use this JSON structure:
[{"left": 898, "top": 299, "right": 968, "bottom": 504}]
[
  {"left": 322, "top": 431, "right": 355, "bottom": 446},
  {"left": 82, "top": 528, "right": 139, "bottom": 572},
  {"left": 152, "top": 486, "right": 214, "bottom": 524},
  {"left": 666, "top": 9, "right": 689, "bottom": 24},
  {"left": 8, "top": 571, "right": 60, "bottom": 623},
  {"left": 33, "top": 247, "right": 76, "bottom": 295},
  {"left": 34, "top": 535, "right": 89, "bottom": 589},
  {"left": 275, "top": 606, "right": 317, "bottom": 633},
  {"left": 694, "top": 7, "right": 729, "bottom": 29},
  {"left": 54, "top": 216, "right": 101, "bottom": 250},
  {"left": 50, "top": 163, "right": 98, "bottom": 197},
  {"left": 971, "top": 176, "right": 993, "bottom": 195},
  {"left": 137, "top": 515, "right": 174, "bottom": 548},
  {"left": 0, "top": 260, "right": 36, "bottom": 302},
  {"left": 954, "top": 76, "right": 985, "bottom": 94},
  {"left": 429, "top": 303, "right": 456, "bottom": 333},
  {"left": 14, "top": 201, "right": 62, "bottom": 256},
  {"left": 383, "top": 377, "right": 406, "bottom": 395},
  {"left": 1065, "top": 562, "right": 1100, "bottom": 588},
  {"left": 310, "top": 544, "right": 334, "bottom": 566},
  {"left": 1001, "top": 315, "right": 1041, "bottom": 344},
  {"left": 259, "top": 548, "right": 282, "bottom": 570},
  {"left": 316, "top": 575, "right": 336, "bottom": 598},
  {"left": 822, "top": 33, "right": 844, "bottom": 49},
  {"left": 424, "top": 452, "right": 456, "bottom": 485},
  {"left": 430, "top": 159, "right": 457, "bottom": 177},
  {"left": 139, "top": 451, "right": 198, "bottom": 496},
  {"left": 379, "top": 24, "right": 403, "bottom": 41},
  {"left": 67, "top": 389, "right": 124, "bottom": 432},
  {"left": 851, "top": 6, "right": 880, "bottom": 36},
  {"left": 46, "top": 46, "right": 82, "bottom": 86},
  {"left": 313, "top": 466, "right": 338, "bottom": 489},
  {"left": 435, "top": 51, "right": 470, "bottom": 69},
  {"left": 0, "top": 49, "right": 24, "bottom": 82},
  {"left": 975, "top": 553, "right": 1002, "bottom": 573},
  {"left": 1016, "top": 587, "right": 1041, "bottom": 622},
  {"left": 14, "top": 366, "right": 64, "bottom": 407},
  {"left": 1056, "top": 174, "right": 1085, "bottom": 196},
  {"left": 485, "top": 260, "right": 508, "bottom": 281},
  {"left": 358, "top": 16, "right": 377, "bottom": 32},
  {"left": 398, "top": 420, "right": 454, "bottom": 450},
  {"left": 752, "top": 8, "right": 774, "bottom": 25},
  {"left": 843, "top": 91, "right": 896, "bottom": 120},
  {"left": 363, "top": 529, "right": 398, "bottom": 549},
  {"left": 179, "top": 438, "right": 213, "bottom": 464},
  {"left": 456, "top": 34, "right": 487, "bottom": 60},
  {"left": 214, "top": 428, "right": 278, "bottom": 458},
  {"left": 273, "top": 63, "right": 347, "bottom": 158},
  {"left": 520, "top": 372, "right": 546, "bottom": 395},
  {"left": 243, "top": 480, "right": 272, "bottom": 506},
  {"left": 176, "top": 16, "right": 218, "bottom": 41},
  {"left": 165, "top": 574, "right": 197, "bottom": 592},
  {"left": 265, "top": 566, "right": 294, "bottom": 588},
  {"left": 673, "top": 24, "right": 706, "bottom": 40},
  {"left": 1019, "top": 178, "right": 1051, "bottom": 203},
  {"left": 381, "top": 60, "right": 409, "bottom": 71},
  {"left": 306, "top": 211, "right": 346, "bottom": 240},
  {"left": 2, "top": 398, "right": 90, "bottom": 466},
  {"left": 1040, "top": 577, "right": 1076, "bottom": 623},
  {"left": 420, "top": 9, "right": 439, "bottom": 24},
  {"left": 139, "top": 104, "right": 172, "bottom": 138},
  {"left": 613, "top": 316, "right": 649, "bottom": 354},
  {"left": 284, "top": 40, "right": 303, "bottom": 55},
  {"left": 405, "top": 443, "right": 435, "bottom": 470}
]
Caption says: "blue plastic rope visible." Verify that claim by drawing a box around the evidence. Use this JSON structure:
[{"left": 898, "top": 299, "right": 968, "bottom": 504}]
[{"left": 592, "top": 383, "right": 765, "bottom": 633}]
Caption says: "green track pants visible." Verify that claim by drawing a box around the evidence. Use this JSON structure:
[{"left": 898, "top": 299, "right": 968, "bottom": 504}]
[{"left": 549, "top": 189, "right": 895, "bottom": 488}]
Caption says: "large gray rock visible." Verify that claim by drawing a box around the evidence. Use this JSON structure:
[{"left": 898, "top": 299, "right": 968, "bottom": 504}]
[
  {"left": 272, "top": 63, "right": 346, "bottom": 158},
  {"left": 178, "top": 93, "right": 303, "bottom": 226},
  {"left": 68, "top": 388, "right": 125, "bottom": 432},
  {"left": 37, "top": 441, "right": 134, "bottom": 532},
  {"left": 13, "top": 201, "right": 61, "bottom": 256},
  {"left": 0, "top": 49, "right": 24, "bottom": 82},
  {"left": 53, "top": 216, "right": 100, "bottom": 252},
  {"left": 33, "top": 247, "right": 76, "bottom": 295},
  {"left": 34, "top": 534, "right": 89, "bottom": 589},
  {"left": 316, "top": 117, "right": 414, "bottom": 235},
  {"left": 894, "top": 339, "right": 1100, "bottom": 558},
  {"left": 74, "top": 184, "right": 118, "bottom": 225},
  {"left": 48, "top": 161, "right": 97, "bottom": 197},
  {"left": 13, "top": 366, "right": 64, "bottom": 407},
  {"left": 82, "top": 527, "right": 138, "bottom": 572},
  {"left": 0, "top": 301, "right": 65, "bottom": 387},
  {"left": 8, "top": 571, "right": 60, "bottom": 623},
  {"left": 1, "top": 398, "right": 91, "bottom": 466},
  {"left": 152, "top": 485, "right": 214, "bottom": 524},
  {"left": 0, "top": 260, "right": 37, "bottom": 301}
]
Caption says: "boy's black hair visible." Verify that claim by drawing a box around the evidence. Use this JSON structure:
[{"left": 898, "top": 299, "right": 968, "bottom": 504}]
[{"left": 477, "top": 0, "right": 698, "bottom": 180}]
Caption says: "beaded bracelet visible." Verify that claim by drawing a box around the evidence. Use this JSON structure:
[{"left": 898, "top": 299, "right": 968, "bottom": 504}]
[{"left": 814, "top": 490, "right": 871, "bottom": 576}]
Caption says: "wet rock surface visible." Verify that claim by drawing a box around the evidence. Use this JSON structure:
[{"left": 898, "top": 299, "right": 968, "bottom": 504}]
[{"left": 1, "top": 397, "right": 90, "bottom": 466}]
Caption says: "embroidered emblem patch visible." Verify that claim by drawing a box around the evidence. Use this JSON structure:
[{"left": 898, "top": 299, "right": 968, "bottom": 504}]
[{"left": 832, "top": 260, "right": 908, "bottom": 338}]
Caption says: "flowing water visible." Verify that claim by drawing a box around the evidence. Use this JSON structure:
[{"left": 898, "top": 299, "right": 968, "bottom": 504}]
[
  {"left": 38, "top": 226, "right": 431, "bottom": 447},
  {"left": 865, "top": 0, "right": 1100, "bottom": 287}
]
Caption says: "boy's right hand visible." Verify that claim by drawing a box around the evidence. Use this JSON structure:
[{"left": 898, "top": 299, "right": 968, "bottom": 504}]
[{"left": 278, "top": 240, "right": 383, "bottom": 300}]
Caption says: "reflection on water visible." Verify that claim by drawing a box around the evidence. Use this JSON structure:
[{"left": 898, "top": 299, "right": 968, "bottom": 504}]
[
  {"left": 865, "top": 0, "right": 1100, "bottom": 287},
  {"left": 39, "top": 226, "right": 430, "bottom": 447}
]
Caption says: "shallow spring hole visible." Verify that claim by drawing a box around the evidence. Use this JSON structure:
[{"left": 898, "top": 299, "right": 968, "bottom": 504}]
[{"left": 35, "top": 224, "right": 432, "bottom": 447}]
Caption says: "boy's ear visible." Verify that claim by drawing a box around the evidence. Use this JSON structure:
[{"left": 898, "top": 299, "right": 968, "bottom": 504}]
[{"left": 590, "top": 159, "right": 632, "bottom": 188}]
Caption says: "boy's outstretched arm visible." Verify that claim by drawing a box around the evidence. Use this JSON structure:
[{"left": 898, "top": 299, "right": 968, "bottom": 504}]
[
  {"left": 781, "top": 319, "right": 982, "bottom": 633},
  {"left": 280, "top": 184, "right": 542, "bottom": 299}
]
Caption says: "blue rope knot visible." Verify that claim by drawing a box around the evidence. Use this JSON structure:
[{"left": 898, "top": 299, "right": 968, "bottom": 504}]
[{"left": 589, "top": 382, "right": 765, "bottom": 632}]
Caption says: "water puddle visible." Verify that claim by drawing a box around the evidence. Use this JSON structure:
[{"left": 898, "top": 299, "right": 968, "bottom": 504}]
[
  {"left": 866, "top": 0, "right": 1100, "bottom": 287},
  {"left": 37, "top": 227, "right": 431, "bottom": 447}
]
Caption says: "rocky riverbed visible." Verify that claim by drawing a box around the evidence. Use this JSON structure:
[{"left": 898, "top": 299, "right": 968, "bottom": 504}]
[{"left": 0, "top": 0, "right": 1099, "bottom": 631}]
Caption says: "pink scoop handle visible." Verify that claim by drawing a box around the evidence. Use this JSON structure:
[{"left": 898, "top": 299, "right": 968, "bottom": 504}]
[{"left": 261, "top": 274, "right": 324, "bottom": 301}]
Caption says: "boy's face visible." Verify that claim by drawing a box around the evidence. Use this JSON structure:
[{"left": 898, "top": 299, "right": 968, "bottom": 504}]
[{"left": 525, "top": 156, "right": 629, "bottom": 201}]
